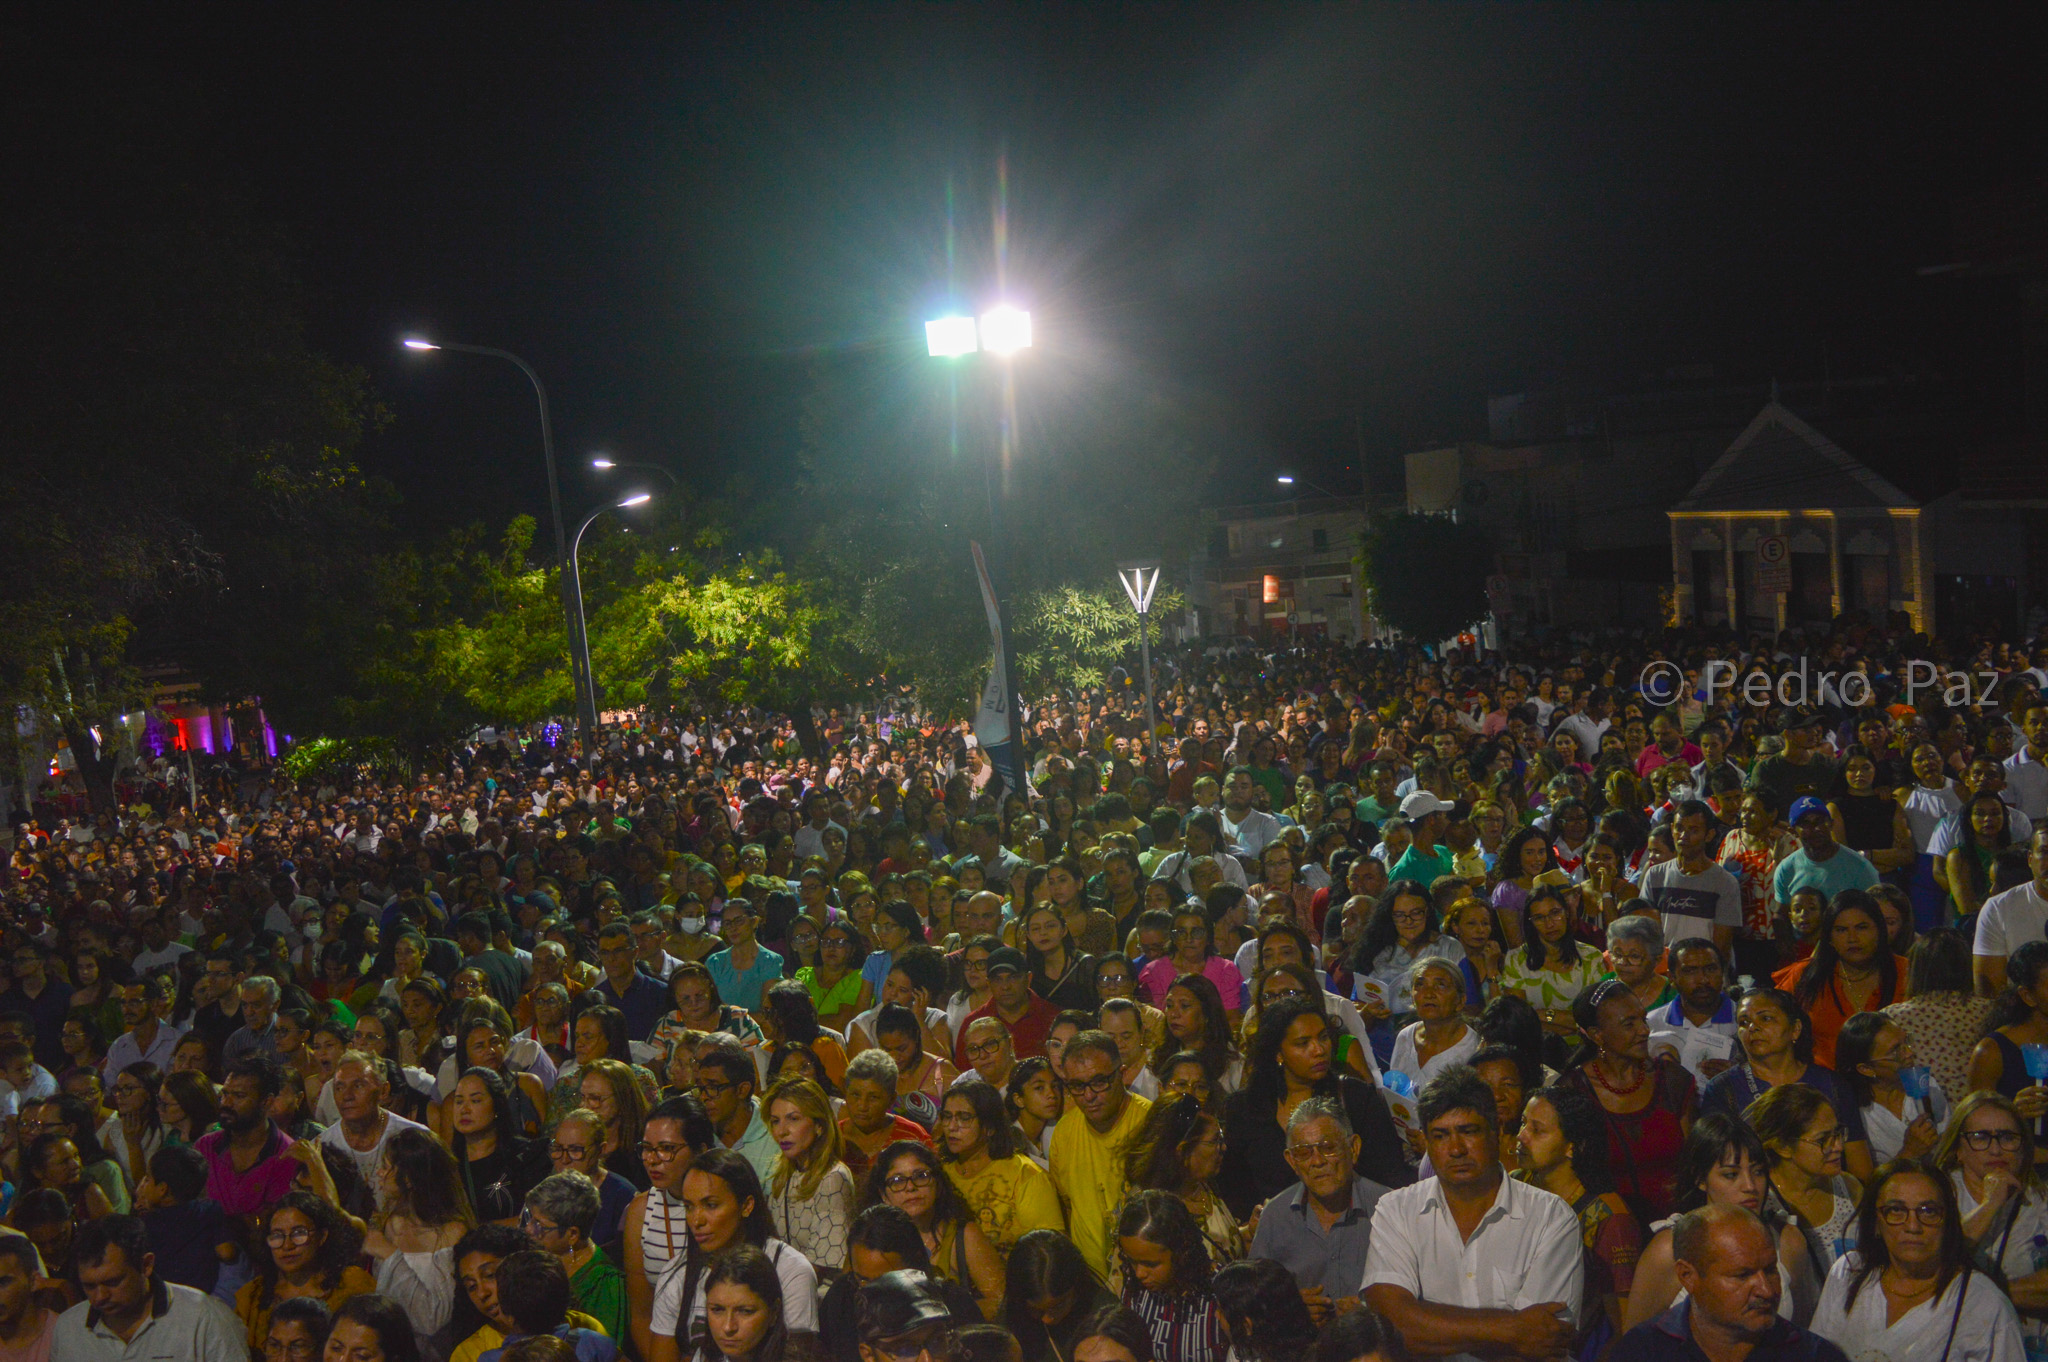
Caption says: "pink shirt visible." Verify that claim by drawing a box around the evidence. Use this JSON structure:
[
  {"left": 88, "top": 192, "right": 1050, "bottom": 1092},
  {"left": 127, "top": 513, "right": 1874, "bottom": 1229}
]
[
  {"left": 195, "top": 1125, "right": 300, "bottom": 1217},
  {"left": 1139, "top": 954, "right": 1246, "bottom": 1011}
]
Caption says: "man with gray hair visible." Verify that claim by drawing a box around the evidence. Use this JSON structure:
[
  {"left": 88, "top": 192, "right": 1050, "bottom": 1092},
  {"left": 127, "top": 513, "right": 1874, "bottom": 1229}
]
[
  {"left": 222, "top": 975, "right": 282, "bottom": 1064},
  {"left": 523, "top": 1171, "right": 627, "bottom": 1344},
  {"left": 1248, "top": 1095, "right": 1391, "bottom": 1326},
  {"left": 838, "top": 1046, "right": 930, "bottom": 1185},
  {"left": 1609, "top": 1203, "right": 1846, "bottom": 1362}
]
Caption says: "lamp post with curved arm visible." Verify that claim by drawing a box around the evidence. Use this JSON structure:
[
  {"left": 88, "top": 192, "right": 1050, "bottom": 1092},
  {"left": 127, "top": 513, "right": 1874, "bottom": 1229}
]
[
  {"left": 590, "top": 456, "right": 679, "bottom": 489},
  {"left": 402, "top": 337, "right": 594, "bottom": 756},
  {"left": 567, "top": 493, "right": 654, "bottom": 755}
]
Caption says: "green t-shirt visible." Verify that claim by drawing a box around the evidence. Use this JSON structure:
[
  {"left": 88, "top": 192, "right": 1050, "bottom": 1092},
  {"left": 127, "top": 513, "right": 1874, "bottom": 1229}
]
[
  {"left": 1388, "top": 842, "right": 1457, "bottom": 886},
  {"left": 570, "top": 1248, "right": 628, "bottom": 1343}
]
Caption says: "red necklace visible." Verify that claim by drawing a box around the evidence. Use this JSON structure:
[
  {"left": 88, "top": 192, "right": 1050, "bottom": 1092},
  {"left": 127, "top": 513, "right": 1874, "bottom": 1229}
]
[{"left": 1589, "top": 1058, "right": 1651, "bottom": 1097}]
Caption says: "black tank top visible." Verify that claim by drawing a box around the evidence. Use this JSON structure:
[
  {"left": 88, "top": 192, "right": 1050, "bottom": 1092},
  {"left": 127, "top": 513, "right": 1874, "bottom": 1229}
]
[{"left": 1836, "top": 793, "right": 1896, "bottom": 855}]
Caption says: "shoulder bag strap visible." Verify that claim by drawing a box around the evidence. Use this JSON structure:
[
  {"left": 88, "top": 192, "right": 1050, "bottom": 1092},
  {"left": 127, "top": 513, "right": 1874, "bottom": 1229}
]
[{"left": 1935, "top": 1267, "right": 1971, "bottom": 1362}]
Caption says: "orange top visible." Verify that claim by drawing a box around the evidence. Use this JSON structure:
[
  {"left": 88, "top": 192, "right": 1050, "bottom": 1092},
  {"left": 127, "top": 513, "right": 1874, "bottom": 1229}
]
[{"left": 1771, "top": 955, "right": 1910, "bottom": 1070}]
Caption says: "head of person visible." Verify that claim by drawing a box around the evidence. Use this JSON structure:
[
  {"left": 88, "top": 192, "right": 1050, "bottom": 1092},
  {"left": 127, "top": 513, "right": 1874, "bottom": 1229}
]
[
  {"left": 682, "top": 1148, "right": 775, "bottom": 1259},
  {"left": 1845, "top": 1157, "right": 1971, "bottom": 1305},
  {"left": 1934, "top": 1090, "right": 2035, "bottom": 1192},
  {"left": 1733, "top": 988, "right": 1814, "bottom": 1068},
  {"left": 1572, "top": 978, "right": 1651, "bottom": 1068},
  {"left": 220, "top": 1054, "right": 284, "bottom": 1134},
  {"left": 381, "top": 1127, "right": 474, "bottom": 1227},
  {"left": 764, "top": 1074, "right": 843, "bottom": 1189},
  {"left": 1668, "top": 939, "right": 1727, "bottom": 1015},
  {"left": 1468, "top": 1046, "right": 1529, "bottom": 1136},
  {"left": 937, "top": 1079, "right": 1018, "bottom": 1163},
  {"left": 72, "top": 1217, "right": 159, "bottom": 1334},
  {"left": 1675, "top": 1111, "right": 1774, "bottom": 1215},
  {"left": 1114, "top": 1188, "right": 1212, "bottom": 1297},
  {"left": 1603, "top": 916, "right": 1664, "bottom": 990},
  {"left": 325, "top": 1292, "right": 424, "bottom": 1362},
  {"left": 1245, "top": 996, "right": 1336, "bottom": 1104},
  {"left": 1669, "top": 1205, "right": 1784, "bottom": 1342},
  {"left": 857, "top": 1269, "right": 960, "bottom": 1362},
  {"left": 863, "top": 1141, "right": 966, "bottom": 1234},
  {"left": 453, "top": 1223, "right": 532, "bottom": 1335},
  {"left": 1159, "top": 974, "right": 1233, "bottom": 1065},
  {"left": 491, "top": 1249, "right": 574, "bottom": 1338},
  {"left": 520, "top": 1171, "right": 600, "bottom": 1260},
  {"left": 1061, "top": 1031, "right": 1129, "bottom": 1129},
  {"left": 1416, "top": 1065, "right": 1502, "bottom": 1194},
  {"left": 255, "top": 1190, "right": 365, "bottom": 1295},
  {"left": 844, "top": 1049, "right": 902, "bottom": 1136},
  {"left": 265, "top": 1297, "right": 334, "bottom": 1362},
  {"left": 1744, "top": 1083, "right": 1844, "bottom": 1185},
  {"left": 1904, "top": 927, "right": 1974, "bottom": 999},
  {"left": 1003, "top": 1230, "right": 1104, "bottom": 1339},
  {"left": 702, "top": 1244, "right": 787, "bottom": 1362},
  {"left": 1281, "top": 1096, "right": 1360, "bottom": 1203},
  {"left": 1515, "top": 1084, "right": 1616, "bottom": 1193},
  {"left": 1211, "top": 1258, "right": 1318, "bottom": 1362},
  {"left": 1073, "top": 1305, "right": 1157, "bottom": 1362},
  {"left": 961, "top": 1017, "right": 1015, "bottom": 1086}
]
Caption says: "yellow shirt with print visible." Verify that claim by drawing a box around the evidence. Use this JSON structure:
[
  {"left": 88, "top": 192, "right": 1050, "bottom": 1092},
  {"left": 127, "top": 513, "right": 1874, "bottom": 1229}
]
[
  {"left": 945, "top": 1153, "right": 1066, "bottom": 1257},
  {"left": 1047, "top": 1093, "right": 1152, "bottom": 1277}
]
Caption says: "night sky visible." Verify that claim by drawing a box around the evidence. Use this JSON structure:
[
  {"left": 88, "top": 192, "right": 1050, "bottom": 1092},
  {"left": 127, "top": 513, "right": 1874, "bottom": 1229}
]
[{"left": 24, "top": 4, "right": 2046, "bottom": 532}]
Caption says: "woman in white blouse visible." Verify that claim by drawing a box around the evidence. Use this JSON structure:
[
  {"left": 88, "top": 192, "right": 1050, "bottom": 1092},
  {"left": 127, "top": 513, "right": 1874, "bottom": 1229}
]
[
  {"left": 1837, "top": 1013, "right": 1946, "bottom": 1165},
  {"left": 761, "top": 1075, "right": 853, "bottom": 1278},
  {"left": 1389, "top": 957, "right": 1479, "bottom": 1090},
  {"left": 362, "top": 1126, "right": 474, "bottom": 1344},
  {"left": 1810, "top": 1158, "right": 2024, "bottom": 1362}
]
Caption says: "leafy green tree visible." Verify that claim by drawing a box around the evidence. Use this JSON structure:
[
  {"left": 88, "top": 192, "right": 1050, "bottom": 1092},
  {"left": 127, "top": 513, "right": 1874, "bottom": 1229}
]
[
  {"left": 1357, "top": 513, "right": 1494, "bottom": 643},
  {"left": 1011, "top": 584, "right": 1187, "bottom": 695}
]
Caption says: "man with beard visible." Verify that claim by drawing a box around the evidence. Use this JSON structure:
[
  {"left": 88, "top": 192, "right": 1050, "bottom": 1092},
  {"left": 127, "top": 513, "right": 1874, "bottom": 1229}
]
[{"left": 193, "top": 1057, "right": 300, "bottom": 1220}]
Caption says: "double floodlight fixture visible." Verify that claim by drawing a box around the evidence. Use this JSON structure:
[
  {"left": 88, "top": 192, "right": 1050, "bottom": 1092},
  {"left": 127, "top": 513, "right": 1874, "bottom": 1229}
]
[
  {"left": 1117, "top": 560, "right": 1162, "bottom": 616},
  {"left": 616, "top": 492, "right": 652, "bottom": 509},
  {"left": 924, "top": 307, "right": 1033, "bottom": 358},
  {"left": 401, "top": 338, "right": 440, "bottom": 350}
]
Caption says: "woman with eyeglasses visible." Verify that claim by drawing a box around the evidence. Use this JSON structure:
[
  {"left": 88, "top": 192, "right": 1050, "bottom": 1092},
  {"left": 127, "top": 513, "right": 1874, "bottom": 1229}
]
[
  {"left": 658, "top": 965, "right": 766, "bottom": 1054},
  {"left": 1095, "top": 954, "right": 1166, "bottom": 1053},
  {"left": 937, "top": 1078, "right": 1066, "bottom": 1261},
  {"left": 862, "top": 1140, "right": 1004, "bottom": 1317},
  {"left": 647, "top": 1149, "right": 818, "bottom": 1362},
  {"left": 947, "top": 938, "right": 999, "bottom": 1041},
  {"left": 549, "top": 1004, "right": 658, "bottom": 1124},
  {"left": 1747, "top": 1083, "right": 1861, "bottom": 1278},
  {"left": 106, "top": 1061, "right": 163, "bottom": 1192},
  {"left": 1933, "top": 1091, "right": 2048, "bottom": 1353},
  {"left": 578, "top": 1056, "right": 654, "bottom": 1191},
  {"left": 1808, "top": 1156, "right": 2026, "bottom": 1362},
  {"left": 1122, "top": 1094, "right": 1242, "bottom": 1265},
  {"left": 622, "top": 1095, "right": 718, "bottom": 1362},
  {"left": 1349, "top": 880, "right": 1464, "bottom": 1038},
  {"left": 236, "top": 1189, "right": 375, "bottom": 1350},
  {"left": 1498, "top": 887, "right": 1604, "bottom": 1038}
]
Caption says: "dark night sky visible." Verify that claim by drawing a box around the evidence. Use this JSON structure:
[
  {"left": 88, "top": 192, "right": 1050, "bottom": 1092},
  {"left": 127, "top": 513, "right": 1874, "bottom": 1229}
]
[{"left": 26, "top": 4, "right": 2048, "bottom": 531}]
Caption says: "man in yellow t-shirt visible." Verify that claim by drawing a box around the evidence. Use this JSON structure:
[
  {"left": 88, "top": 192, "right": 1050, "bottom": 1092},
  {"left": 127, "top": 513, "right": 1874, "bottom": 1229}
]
[{"left": 1046, "top": 1032, "right": 1152, "bottom": 1277}]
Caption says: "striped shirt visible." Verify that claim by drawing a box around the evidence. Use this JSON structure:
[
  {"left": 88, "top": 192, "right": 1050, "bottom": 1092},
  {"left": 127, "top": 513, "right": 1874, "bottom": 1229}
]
[
  {"left": 638, "top": 1186, "right": 689, "bottom": 1284},
  {"left": 1122, "top": 1284, "right": 1228, "bottom": 1362}
]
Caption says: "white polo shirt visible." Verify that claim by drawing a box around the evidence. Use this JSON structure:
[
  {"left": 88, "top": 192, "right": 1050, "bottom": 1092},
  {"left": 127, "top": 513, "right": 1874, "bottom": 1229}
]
[
  {"left": 1975, "top": 881, "right": 2048, "bottom": 960},
  {"left": 1361, "top": 1172, "right": 1583, "bottom": 1362}
]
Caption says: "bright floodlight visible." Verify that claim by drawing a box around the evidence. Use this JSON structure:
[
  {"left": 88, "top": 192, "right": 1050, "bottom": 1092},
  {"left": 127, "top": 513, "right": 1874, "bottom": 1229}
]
[
  {"left": 591, "top": 457, "right": 616, "bottom": 470},
  {"left": 926, "top": 316, "right": 978, "bottom": 357},
  {"left": 401, "top": 338, "right": 439, "bottom": 351},
  {"left": 1118, "top": 563, "right": 1161, "bottom": 615},
  {"left": 979, "top": 307, "right": 1032, "bottom": 355},
  {"left": 1276, "top": 475, "right": 1296, "bottom": 484},
  {"left": 618, "top": 492, "right": 652, "bottom": 508}
]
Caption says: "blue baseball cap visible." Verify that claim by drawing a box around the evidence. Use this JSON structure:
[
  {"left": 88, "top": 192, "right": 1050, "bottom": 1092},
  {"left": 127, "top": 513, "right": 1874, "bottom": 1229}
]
[{"left": 1788, "top": 796, "right": 1829, "bottom": 826}]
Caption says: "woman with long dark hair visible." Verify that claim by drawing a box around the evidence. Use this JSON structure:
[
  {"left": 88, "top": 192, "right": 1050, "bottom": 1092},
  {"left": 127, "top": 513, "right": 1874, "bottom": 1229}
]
[
  {"left": 1113, "top": 1190, "right": 1227, "bottom": 1362},
  {"left": 447, "top": 1068, "right": 547, "bottom": 1225},
  {"left": 1810, "top": 1156, "right": 2026, "bottom": 1360},
  {"left": 1350, "top": 879, "right": 1463, "bottom": 1035},
  {"left": 647, "top": 1149, "right": 818, "bottom": 1362},
  {"left": 860, "top": 1140, "right": 1003, "bottom": 1314},
  {"left": 797, "top": 920, "right": 870, "bottom": 1037},
  {"left": 156, "top": 1070, "right": 217, "bottom": 1149},
  {"left": 1490, "top": 825, "right": 1560, "bottom": 948},
  {"left": 1621, "top": 1112, "right": 1819, "bottom": 1331},
  {"left": 362, "top": 1127, "right": 475, "bottom": 1344},
  {"left": 1499, "top": 887, "right": 1605, "bottom": 1038},
  {"left": 1147, "top": 976, "right": 1242, "bottom": 1098},
  {"left": 936, "top": 1079, "right": 1066, "bottom": 1260},
  {"left": 1004, "top": 1229, "right": 1117, "bottom": 1362},
  {"left": 236, "top": 1190, "right": 375, "bottom": 1350},
  {"left": 1514, "top": 1085, "right": 1644, "bottom": 1358},
  {"left": 759, "top": 981, "right": 849, "bottom": 1092},
  {"left": 1211, "top": 1258, "right": 1317, "bottom": 1362},
  {"left": 1122, "top": 1095, "right": 1242, "bottom": 1264},
  {"left": 1944, "top": 790, "right": 2014, "bottom": 922},
  {"left": 324, "top": 1294, "right": 424, "bottom": 1362},
  {"left": 107, "top": 1061, "right": 162, "bottom": 1192},
  {"left": 692, "top": 1245, "right": 795, "bottom": 1362},
  {"left": 1746, "top": 1083, "right": 1861, "bottom": 1279},
  {"left": 1218, "top": 997, "right": 1408, "bottom": 1220},
  {"left": 1021, "top": 903, "right": 1098, "bottom": 1014},
  {"left": 1773, "top": 890, "right": 1905, "bottom": 1070},
  {"left": 1882, "top": 927, "right": 1991, "bottom": 1108}
]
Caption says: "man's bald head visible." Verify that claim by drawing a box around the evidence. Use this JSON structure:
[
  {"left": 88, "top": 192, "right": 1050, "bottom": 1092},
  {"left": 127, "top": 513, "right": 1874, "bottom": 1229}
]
[{"left": 1671, "top": 1204, "right": 1782, "bottom": 1339}]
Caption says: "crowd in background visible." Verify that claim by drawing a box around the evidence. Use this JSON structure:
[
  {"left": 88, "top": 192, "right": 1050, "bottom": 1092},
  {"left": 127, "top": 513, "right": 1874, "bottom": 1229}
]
[{"left": 5, "top": 625, "right": 2048, "bottom": 1362}]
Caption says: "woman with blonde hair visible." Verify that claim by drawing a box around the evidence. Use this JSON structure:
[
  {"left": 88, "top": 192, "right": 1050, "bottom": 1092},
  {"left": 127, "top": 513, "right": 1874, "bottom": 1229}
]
[
  {"left": 579, "top": 1056, "right": 653, "bottom": 1191},
  {"left": 1932, "top": 1089, "right": 2048, "bottom": 1353},
  {"left": 761, "top": 1076, "right": 854, "bottom": 1277}
]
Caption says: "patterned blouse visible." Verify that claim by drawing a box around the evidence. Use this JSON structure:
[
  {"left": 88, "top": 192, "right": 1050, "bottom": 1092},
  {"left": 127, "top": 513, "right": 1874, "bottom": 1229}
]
[
  {"left": 1717, "top": 829, "right": 1781, "bottom": 938},
  {"left": 1498, "top": 943, "right": 1608, "bottom": 1012},
  {"left": 771, "top": 1160, "right": 854, "bottom": 1274},
  {"left": 1883, "top": 992, "right": 1995, "bottom": 1112}
]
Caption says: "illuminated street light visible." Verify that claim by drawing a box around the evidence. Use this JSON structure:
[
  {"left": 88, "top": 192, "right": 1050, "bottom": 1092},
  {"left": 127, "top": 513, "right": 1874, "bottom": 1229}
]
[
  {"left": 566, "top": 491, "right": 655, "bottom": 748},
  {"left": 590, "top": 455, "right": 679, "bottom": 489},
  {"left": 402, "top": 334, "right": 586, "bottom": 755},
  {"left": 926, "top": 316, "right": 978, "bottom": 357},
  {"left": 1117, "top": 561, "right": 1163, "bottom": 760},
  {"left": 1276, "top": 472, "right": 1342, "bottom": 498},
  {"left": 590, "top": 456, "right": 615, "bottom": 469},
  {"left": 978, "top": 306, "right": 1033, "bottom": 355}
]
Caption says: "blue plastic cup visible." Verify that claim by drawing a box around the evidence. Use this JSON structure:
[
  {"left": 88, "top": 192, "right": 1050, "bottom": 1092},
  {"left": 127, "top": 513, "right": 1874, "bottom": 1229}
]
[
  {"left": 2024, "top": 1044, "right": 2048, "bottom": 1083},
  {"left": 1899, "top": 1065, "right": 1931, "bottom": 1100}
]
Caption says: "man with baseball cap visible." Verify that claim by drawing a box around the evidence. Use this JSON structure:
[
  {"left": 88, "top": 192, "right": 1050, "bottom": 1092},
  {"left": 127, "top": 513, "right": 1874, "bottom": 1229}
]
[
  {"left": 1746, "top": 710, "right": 1838, "bottom": 825},
  {"left": 855, "top": 1270, "right": 959, "bottom": 1362},
  {"left": 1388, "top": 791, "right": 1458, "bottom": 885},
  {"left": 951, "top": 948, "right": 1058, "bottom": 1068},
  {"left": 1770, "top": 795, "right": 1877, "bottom": 928}
]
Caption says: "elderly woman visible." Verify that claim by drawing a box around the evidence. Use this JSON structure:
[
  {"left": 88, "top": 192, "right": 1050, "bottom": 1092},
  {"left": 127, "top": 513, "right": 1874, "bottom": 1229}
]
[
  {"left": 1602, "top": 915, "right": 1674, "bottom": 1014},
  {"left": 1388, "top": 957, "right": 1480, "bottom": 1094},
  {"left": 521, "top": 1171, "right": 628, "bottom": 1344}
]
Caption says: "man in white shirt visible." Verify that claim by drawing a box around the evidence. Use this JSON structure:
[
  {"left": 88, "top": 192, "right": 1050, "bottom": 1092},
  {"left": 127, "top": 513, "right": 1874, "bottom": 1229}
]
[
  {"left": 790, "top": 792, "right": 845, "bottom": 863},
  {"left": 1551, "top": 687, "right": 1612, "bottom": 762},
  {"left": 53, "top": 1216, "right": 244, "bottom": 1362},
  {"left": 100, "top": 982, "right": 183, "bottom": 1086},
  {"left": 1975, "top": 826, "right": 2048, "bottom": 996},
  {"left": 1362, "top": 1065, "right": 1581, "bottom": 1362},
  {"left": 2006, "top": 697, "right": 2048, "bottom": 823},
  {"left": 1218, "top": 768, "right": 1281, "bottom": 858},
  {"left": 316, "top": 1053, "right": 427, "bottom": 1211}
]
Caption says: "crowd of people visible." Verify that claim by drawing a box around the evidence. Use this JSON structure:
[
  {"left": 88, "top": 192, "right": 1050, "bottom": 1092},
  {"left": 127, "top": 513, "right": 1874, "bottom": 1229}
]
[{"left": 4, "top": 626, "right": 2048, "bottom": 1362}]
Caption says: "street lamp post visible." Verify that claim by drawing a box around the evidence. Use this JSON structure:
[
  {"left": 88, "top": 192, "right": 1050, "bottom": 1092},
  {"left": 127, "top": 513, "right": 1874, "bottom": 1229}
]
[
  {"left": 928, "top": 306, "right": 1033, "bottom": 798},
  {"left": 567, "top": 493, "right": 654, "bottom": 752},
  {"left": 1116, "top": 561, "right": 1162, "bottom": 761},
  {"left": 591, "top": 456, "right": 680, "bottom": 490},
  {"left": 402, "top": 337, "right": 594, "bottom": 758}
]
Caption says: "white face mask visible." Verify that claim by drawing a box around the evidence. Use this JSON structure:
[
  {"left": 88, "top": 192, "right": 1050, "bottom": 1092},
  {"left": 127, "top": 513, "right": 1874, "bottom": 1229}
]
[{"left": 678, "top": 916, "right": 707, "bottom": 936}]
